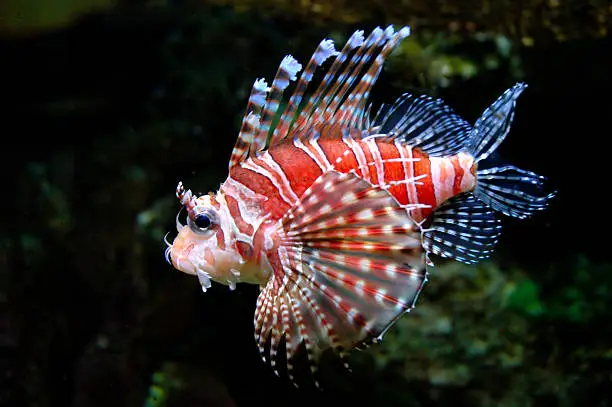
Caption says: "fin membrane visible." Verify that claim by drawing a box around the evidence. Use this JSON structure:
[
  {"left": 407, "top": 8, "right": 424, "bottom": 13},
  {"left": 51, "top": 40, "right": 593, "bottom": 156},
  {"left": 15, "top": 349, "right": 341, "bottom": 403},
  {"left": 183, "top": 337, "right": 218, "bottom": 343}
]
[
  {"left": 422, "top": 193, "right": 502, "bottom": 264},
  {"left": 370, "top": 93, "right": 473, "bottom": 156},
  {"left": 474, "top": 164, "right": 555, "bottom": 219},
  {"left": 463, "top": 83, "right": 555, "bottom": 219},
  {"left": 468, "top": 82, "right": 526, "bottom": 162},
  {"left": 255, "top": 170, "right": 427, "bottom": 386}
]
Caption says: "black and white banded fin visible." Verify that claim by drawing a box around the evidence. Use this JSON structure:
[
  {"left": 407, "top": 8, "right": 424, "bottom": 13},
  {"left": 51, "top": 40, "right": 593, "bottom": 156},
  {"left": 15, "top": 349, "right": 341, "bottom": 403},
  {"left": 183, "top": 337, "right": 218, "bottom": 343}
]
[
  {"left": 468, "top": 82, "right": 526, "bottom": 162},
  {"left": 422, "top": 194, "right": 502, "bottom": 264},
  {"left": 369, "top": 93, "right": 472, "bottom": 156},
  {"left": 474, "top": 164, "right": 556, "bottom": 219},
  {"left": 463, "top": 82, "right": 555, "bottom": 219}
]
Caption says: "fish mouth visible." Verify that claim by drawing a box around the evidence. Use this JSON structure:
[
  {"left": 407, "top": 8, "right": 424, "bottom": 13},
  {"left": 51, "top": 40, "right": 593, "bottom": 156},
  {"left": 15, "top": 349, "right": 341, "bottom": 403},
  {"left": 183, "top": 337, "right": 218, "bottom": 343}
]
[
  {"left": 167, "top": 243, "right": 216, "bottom": 292},
  {"left": 164, "top": 230, "right": 194, "bottom": 273},
  {"left": 165, "top": 231, "right": 216, "bottom": 278}
]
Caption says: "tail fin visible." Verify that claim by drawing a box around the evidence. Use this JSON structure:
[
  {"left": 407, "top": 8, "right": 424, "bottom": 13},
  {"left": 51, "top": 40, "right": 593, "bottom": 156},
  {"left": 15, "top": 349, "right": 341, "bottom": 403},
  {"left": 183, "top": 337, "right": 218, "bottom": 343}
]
[
  {"left": 469, "top": 83, "right": 556, "bottom": 219},
  {"left": 474, "top": 164, "right": 554, "bottom": 219}
]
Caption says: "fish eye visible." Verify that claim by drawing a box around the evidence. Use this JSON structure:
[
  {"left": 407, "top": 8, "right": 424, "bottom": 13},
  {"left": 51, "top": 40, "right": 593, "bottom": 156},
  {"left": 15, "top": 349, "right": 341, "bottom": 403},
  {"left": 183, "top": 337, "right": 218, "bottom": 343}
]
[
  {"left": 194, "top": 213, "right": 211, "bottom": 229},
  {"left": 188, "top": 207, "right": 218, "bottom": 235}
]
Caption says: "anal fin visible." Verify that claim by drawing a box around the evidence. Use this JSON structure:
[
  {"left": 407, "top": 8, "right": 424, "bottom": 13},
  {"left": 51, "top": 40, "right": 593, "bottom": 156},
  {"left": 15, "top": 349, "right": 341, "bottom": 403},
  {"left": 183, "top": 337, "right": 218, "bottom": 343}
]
[{"left": 422, "top": 193, "right": 502, "bottom": 265}]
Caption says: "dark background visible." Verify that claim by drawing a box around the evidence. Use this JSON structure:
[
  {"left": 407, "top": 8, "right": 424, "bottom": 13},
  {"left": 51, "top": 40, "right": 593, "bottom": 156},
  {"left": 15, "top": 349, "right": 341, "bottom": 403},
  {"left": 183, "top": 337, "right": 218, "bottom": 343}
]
[{"left": 2, "top": 2, "right": 611, "bottom": 407}]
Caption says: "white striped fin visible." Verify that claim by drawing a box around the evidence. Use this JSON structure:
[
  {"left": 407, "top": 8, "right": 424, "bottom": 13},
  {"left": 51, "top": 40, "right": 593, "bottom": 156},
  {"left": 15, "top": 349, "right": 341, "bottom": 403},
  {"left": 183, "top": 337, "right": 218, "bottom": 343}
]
[
  {"left": 422, "top": 193, "right": 502, "bottom": 264},
  {"left": 294, "top": 30, "right": 365, "bottom": 130},
  {"left": 370, "top": 93, "right": 472, "bottom": 156},
  {"left": 316, "top": 27, "right": 386, "bottom": 123},
  {"left": 268, "top": 39, "right": 339, "bottom": 147},
  {"left": 251, "top": 56, "right": 303, "bottom": 155},
  {"left": 343, "top": 26, "right": 411, "bottom": 129},
  {"left": 229, "top": 79, "right": 270, "bottom": 169},
  {"left": 229, "top": 26, "right": 411, "bottom": 168},
  {"left": 468, "top": 82, "right": 527, "bottom": 162},
  {"left": 254, "top": 170, "right": 427, "bottom": 387},
  {"left": 474, "top": 164, "right": 556, "bottom": 219},
  {"left": 293, "top": 25, "right": 410, "bottom": 132}
]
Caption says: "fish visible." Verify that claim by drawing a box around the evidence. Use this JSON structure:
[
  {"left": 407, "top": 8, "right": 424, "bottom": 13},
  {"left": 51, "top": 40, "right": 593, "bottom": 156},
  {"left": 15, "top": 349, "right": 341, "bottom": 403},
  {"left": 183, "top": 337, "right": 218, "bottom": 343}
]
[{"left": 166, "top": 25, "right": 554, "bottom": 385}]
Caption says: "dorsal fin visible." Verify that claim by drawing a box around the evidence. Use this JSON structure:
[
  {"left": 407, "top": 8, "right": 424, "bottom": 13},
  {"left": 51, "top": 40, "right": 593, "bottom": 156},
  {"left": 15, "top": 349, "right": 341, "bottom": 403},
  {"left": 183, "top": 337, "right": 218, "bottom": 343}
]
[
  {"left": 367, "top": 93, "right": 473, "bottom": 157},
  {"left": 313, "top": 27, "right": 388, "bottom": 124},
  {"left": 336, "top": 26, "right": 410, "bottom": 129},
  {"left": 297, "top": 26, "right": 410, "bottom": 132},
  {"left": 228, "top": 26, "right": 412, "bottom": 170},
  {"left": 268, "top": 39, "right": 339, "bottom": 147},
  {"left": 294, "top": 29, "right": 365, "bottom": 131},
  {"left": 229, "top": 79, "right": 270, "bottom": 169},
  {"left": 251, "top": 55, "right": 303, "bottom": 155}
]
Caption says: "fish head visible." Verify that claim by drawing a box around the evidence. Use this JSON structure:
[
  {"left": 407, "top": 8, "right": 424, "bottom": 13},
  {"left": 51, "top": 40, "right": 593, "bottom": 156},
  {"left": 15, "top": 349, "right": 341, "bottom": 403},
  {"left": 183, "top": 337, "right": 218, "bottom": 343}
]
[{"left": 167, "top": 182, "right": 248, "bottom": 292}]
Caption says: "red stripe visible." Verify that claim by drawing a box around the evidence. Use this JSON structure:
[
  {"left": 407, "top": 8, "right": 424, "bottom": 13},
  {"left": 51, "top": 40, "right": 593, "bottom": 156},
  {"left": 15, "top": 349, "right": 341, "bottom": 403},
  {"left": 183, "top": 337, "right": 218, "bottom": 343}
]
[
  {"left": 252, "top": 220, "right": 280, "bottom": 270},
  {"left": 318, "top": 132, "right": 361, "bottom": 175},
  {"left": 376, "top": 140, "right": 408, "bottom": 205},
  {"left": 224, "top": 194, "right": 254, "bottom": 236},
  {"left": 412, "top": 148, "right": 436, "bottom": 219},
  {"left": 236, "top": 240, "right": 253, "bottom": 259},
  {"left": 451, "top": 156, "right": 465, "bottom": 195},
  {"left": 321, "top": 269, "right": 369, "bottom": 327},
  {"left": 229, "top": 166, "right": 290, "bottom": 219},
  {"left": 268, "top": 141, "right": 322, "bottom": 198},
  {"left": 359, "top": 140, "right": 377, "bottom": 186}
]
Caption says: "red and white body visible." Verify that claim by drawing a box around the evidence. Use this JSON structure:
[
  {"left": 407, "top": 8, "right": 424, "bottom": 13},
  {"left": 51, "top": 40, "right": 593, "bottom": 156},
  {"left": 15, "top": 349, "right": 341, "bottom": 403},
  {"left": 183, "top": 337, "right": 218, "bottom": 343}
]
[
  {"left": 171, "top": 130, "right": 477, "bottom": 287},
  {"left": 167, "top": 26, "right": 553, "bottom": 385}
]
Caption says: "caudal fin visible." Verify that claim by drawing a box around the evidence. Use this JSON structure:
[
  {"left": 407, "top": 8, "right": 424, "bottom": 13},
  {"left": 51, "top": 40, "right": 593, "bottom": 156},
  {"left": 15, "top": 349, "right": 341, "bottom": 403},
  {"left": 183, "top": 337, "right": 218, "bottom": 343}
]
[
  {"left": 468, "top": 83, "right": 556, "bottom": 219},
  {"left": 474, "top": 164, "right": 555, "bottom": 219}
]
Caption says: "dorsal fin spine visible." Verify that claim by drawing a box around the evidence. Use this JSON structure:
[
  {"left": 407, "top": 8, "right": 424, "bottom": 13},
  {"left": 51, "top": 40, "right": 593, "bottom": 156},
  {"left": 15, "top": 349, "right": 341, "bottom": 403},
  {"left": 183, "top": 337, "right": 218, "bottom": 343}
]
[
  {"left": 342, "top": 26, "right": 411, "bottom": 128},
  {"left": 320, "top": 27, "right": 385, "bottom": 123},
  {"left": 251, "top": 56, "right": 302, "bottom": 155},
  {"left": 270, "top": 39, "right": 339, "bottom": 146},
  {"left": 294, "top": 30, "right": 365, "bottom": 130},
  {"left": 229, "top": 78, "right": 270, "bottom": 169}
]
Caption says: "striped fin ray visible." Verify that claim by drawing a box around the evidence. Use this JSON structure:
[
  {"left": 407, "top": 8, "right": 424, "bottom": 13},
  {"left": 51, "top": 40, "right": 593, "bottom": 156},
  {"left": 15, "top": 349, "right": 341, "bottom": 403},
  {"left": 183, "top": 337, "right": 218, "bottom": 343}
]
[
  {"left": 340, "top": 26, "right": 411, "bottom": 129},
  {"left": 293, "top": 30, "right": 365, "bottom": 131},
  {"left": 422, "top": 194, "right": 502, "bottom": 264},
  {"left": 467, "top": 83, "right": 556, "bottom": 218},
  {"left": 468, "top": 82, "right": 527, "bottom": 162},
  {"left": 250, "top": 56, "right": 303, "bottom": 156},
  {"left": 369, "top": 93, "right": 473, "bottom": 156},
  {"left": 255, "top": 170, "right": 427, "bottom": 386},
  {"left": 294, "top": 25, "right": 410, "bottom": 132},
  {"left": 268, "top": 39, "right": 339, "bottom": 146},
  {"left": 229, "top": 79, "right": 270, "bottom": 169},
  {"left": 232, "top": 26, "right": 412, "bottom": 166},
  {"left": 474, "top": 165, "right": 555, "bottom": 219},
  {"left": 254, "top": 267, "right": 300, "bottom": 379},
  {"left": 316, "top": 27, "right": 387, "bottom": 123}
]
